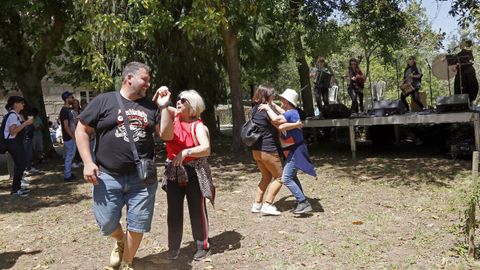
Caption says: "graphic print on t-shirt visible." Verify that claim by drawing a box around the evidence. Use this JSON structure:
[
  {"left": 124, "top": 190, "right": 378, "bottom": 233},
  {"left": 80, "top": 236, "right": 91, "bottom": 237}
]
[{"left": 114, "top": 108, "right": 148, "bottom": 142}]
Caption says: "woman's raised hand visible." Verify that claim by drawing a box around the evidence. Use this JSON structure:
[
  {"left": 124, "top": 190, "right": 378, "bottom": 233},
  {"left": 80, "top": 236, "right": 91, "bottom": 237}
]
[{"left": 153, "top": 86, "right": 171, "bottom": 108}]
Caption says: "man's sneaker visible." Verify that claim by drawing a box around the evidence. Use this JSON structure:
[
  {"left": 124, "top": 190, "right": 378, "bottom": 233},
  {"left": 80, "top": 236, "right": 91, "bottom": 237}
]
[
  {"left": 167, "top": 249, "right": 180, "bottom": 260},
  {"left": 193, "top": 249, "right": 211, "bottom": 261},
  {"left": 260, "top": 203, "right": 281, "bottom": 216},
  {"left": 292, "top": 201, "right": 313, "bottom": 214},
  {"left": 11, "top": 189, "right": 29, "bottom": 197},
  {"left": 251, "top": 202, "right": 262, "bottom": 213},
  {"left": 72, "top": 162, "right": 80, "bottom": 169},
  {"left": 64, "top": 174, "right": 77, "bottom": 182},
  {"left": 119, "top": 262, "right": 134, "bottom": 270},
  {"left": 110, "top": 240, "right": 125, "bottom": 268}
]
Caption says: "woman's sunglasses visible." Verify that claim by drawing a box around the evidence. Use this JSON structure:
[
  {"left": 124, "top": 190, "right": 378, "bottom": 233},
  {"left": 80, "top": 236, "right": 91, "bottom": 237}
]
[{"left": 176, "top": 97, "right": 189, "bottom": 104}]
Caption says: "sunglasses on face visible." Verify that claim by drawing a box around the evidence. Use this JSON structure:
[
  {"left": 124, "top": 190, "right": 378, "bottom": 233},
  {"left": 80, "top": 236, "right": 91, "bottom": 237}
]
[{"left": 177, "top": 97, "right": 189, "bottom": 104}]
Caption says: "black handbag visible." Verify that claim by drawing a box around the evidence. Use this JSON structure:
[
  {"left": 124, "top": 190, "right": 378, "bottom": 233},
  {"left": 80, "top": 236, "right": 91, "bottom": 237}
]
[
  {"left": 115, "top": 92, "right": 157, "bottom": 185},
  {"left": 241, "top": 106, "right": 267, "bottom": 147}
]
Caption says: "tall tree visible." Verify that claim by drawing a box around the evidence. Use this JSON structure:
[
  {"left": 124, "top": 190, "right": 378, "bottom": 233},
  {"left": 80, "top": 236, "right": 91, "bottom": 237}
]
[
  {"left": 0, "top": 0, "right": 72, "bottom": 156},
  {"left": 342, "top": 0, "right": 408, "bottom": 106}
]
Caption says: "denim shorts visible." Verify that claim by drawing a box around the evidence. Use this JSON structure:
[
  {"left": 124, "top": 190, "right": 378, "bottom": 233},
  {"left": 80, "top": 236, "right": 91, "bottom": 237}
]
[{"left": 93, "top": 170, "right": 158, "bottom": 236}]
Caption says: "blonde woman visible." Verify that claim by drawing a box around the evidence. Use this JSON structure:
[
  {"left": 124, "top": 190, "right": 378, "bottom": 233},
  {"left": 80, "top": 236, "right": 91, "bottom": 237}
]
[{"left": 156, "top": 88, "right": 214, "bottom": 261}]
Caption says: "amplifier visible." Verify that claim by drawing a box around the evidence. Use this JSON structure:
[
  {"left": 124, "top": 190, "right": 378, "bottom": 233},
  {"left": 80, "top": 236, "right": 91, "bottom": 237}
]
[
  {"left": 372, "top": 100, "right": 406, "bottom": 116},
  {"left": 321, "top": 103, "right": 351, "bottom": 119},
  {"left": 436, "top": 94, "right": 470, "bottom": 113}
]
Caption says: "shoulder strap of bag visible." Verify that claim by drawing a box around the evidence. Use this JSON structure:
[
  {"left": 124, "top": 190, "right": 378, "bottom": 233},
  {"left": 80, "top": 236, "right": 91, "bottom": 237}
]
[
  {"left": 2, "top": 111, "right": 16, "bottom": 140},
  {"left": 115, "top": 91, "right": 141, "bottom": 164}
]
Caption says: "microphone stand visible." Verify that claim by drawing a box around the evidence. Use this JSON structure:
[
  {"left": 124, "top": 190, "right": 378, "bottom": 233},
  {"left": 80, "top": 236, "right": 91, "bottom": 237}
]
[{"left": 426, "top": 59, "right": 433, "bottom": 107}]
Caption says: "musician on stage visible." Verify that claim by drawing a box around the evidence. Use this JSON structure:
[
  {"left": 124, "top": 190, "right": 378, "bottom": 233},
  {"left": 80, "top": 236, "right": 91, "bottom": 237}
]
[
  {"left": 401, "top": 56, "right": 424, "bottom": 111},
  {"left": 345, "top": 58, "right": 365, "bottom": 113},
  {"left": 454, "top": 40, "right": 479, "bottom": 102},
  {"left": 312, "top": 57, "right": 333, "bottom": 111}
]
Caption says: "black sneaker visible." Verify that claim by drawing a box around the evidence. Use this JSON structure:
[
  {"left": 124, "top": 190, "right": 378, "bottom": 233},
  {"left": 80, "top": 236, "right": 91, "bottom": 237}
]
[
  {"left": 292, "top": 201, "right": 313, "bottom": 214},
  {"left": 193, "top": 249, "right": 210, "bottom": 261},
  {"left": 167, "top": 249, "right": 180, "bottom": 260},
  {"left": 64, "top": 174, "right": 77, "bottom": 182}
]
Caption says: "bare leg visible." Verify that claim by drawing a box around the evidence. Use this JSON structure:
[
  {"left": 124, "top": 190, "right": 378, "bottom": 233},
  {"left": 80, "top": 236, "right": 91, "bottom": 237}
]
[
  {"left": 111, "top": 223, "right": 124, "bottom": 242},
  {"left": 122, "top": 231, "right": 143, "bottom": 263},
  {"left": 265, "top": 179, "right": 282, "bottom": 204}
]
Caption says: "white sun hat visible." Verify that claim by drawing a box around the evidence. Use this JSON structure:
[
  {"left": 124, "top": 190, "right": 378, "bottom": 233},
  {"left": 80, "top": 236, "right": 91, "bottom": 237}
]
[{"left": 279, "top": 88, "right": 298, "bottom": 107}]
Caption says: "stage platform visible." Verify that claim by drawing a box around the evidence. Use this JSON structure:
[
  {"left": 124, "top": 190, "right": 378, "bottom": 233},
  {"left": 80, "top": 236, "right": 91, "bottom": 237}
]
[{"left": 303, "top": 111, "right": 480, "bottom": 159}]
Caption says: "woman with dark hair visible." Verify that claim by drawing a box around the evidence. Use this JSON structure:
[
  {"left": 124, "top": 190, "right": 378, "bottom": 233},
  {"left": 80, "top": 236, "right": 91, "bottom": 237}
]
[
  {"left": 345, "top": 58, "right": 365, "bottom": 113},
  {"left": 401, "top": 56, "right": 424, "bottom": 111},
  {"left": 1, "top": 96, "right": 34, "bottom": 197},
  {"left": 249, "top": 85, "right": 284, "bottom": 216},
  {"left": 454, "top": 40, "right": 479, "bottom": 102}
]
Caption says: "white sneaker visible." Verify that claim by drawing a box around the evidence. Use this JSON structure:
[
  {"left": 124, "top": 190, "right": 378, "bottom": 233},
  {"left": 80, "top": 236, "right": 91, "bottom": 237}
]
[
  {"left": 110, "top": 240, "right": 125, "bottom": 268},
  {"left": 72, "top": 162, "right": 79, "bottom": 168},
  {"left": 21, "top": 179, "right": 30, "bottom": 188},
  {"left": 29, "top": 167, "right": 40, "bottom": 173},
  {"left": 251, "top": 202, "right": 262, "bottom": 213},
  {"left": 261, "top": 203, "right": 281, "bottom": 216}
]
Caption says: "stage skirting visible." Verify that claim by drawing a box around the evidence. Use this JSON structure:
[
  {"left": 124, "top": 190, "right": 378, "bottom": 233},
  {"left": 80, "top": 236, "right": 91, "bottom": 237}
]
[{"left": 303, "top": 112, "right": 480, "bottom": 159}]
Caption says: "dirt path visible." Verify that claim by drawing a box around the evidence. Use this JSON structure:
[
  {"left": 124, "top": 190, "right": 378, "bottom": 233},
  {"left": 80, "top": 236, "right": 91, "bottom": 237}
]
[{"left": 1, "top": 141, "right": 479, "bottom": 269}]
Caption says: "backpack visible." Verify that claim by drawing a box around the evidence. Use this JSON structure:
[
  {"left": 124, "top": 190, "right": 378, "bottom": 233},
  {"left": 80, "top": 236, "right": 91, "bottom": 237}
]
[
  {"left": 0, "top": 111, "right": 15, "bottom": 154},
  {"left": 241, "top": 106, "right": 267, "bottom": 147}
]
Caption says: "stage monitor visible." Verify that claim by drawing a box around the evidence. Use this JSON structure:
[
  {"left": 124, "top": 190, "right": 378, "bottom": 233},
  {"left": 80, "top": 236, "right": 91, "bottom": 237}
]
[{"left": 436, "top": 94, "right": 470, "bottom": 113}]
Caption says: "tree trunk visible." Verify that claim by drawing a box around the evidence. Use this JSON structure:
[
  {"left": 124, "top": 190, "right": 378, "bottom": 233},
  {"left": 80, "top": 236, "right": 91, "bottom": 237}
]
[
  {"left": 293, "top": 31, "right": 314, "bottom": 116},
  {"left": 16, "top": 71, "right": 57, "bottom": 158},
  {"left": 220, "top": 22, "right": 245, "bottom": 150},
  {"left": 201, "top": 103, "right": 219, "bottom": 139},
  {"left": 289, "top": 0, "right": 313, "bottom": 116}
]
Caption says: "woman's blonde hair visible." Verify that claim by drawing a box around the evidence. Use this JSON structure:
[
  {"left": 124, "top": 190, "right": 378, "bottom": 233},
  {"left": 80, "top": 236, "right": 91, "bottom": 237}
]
[{"left": 178, "top": 89, "right": 205, "bottom": 118}]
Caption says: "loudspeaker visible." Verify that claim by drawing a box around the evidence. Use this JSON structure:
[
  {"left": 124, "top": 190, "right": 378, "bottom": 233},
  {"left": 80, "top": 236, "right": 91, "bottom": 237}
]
[
  {"left": 411, "top": 91, "right": 427, "bottom": 112},
  {"left": 321, "top": 103, "right": 351, "bottom": 119},
  {"left": 372, "top": 100, "right": 406, "bottom": 116},
  {"left": 436, "top": 94, "right": 470, "bottom": 113}
]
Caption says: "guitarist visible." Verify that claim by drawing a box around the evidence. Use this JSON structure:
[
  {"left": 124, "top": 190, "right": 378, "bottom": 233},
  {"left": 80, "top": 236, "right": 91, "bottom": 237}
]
[
  {"left": 345, "top": 58, "right": 365, "bottom": 113},
  {"left": 401, "top": 56, "right": 424, "bottom": 111}
]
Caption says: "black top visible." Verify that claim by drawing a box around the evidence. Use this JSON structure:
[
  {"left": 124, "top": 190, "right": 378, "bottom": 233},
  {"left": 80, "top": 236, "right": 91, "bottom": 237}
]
[
  {"left": 59, "top": 106, "right": 74, "bottom": 141},
  {"left": 79, "top": 91, "right": 159, "bottom": 175},
  {"left": 250, "top": 105, "right": 279, "bottom": 153}
]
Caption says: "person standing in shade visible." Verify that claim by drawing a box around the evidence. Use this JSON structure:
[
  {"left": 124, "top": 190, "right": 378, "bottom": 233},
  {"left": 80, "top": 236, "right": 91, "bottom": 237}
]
[
  {"left": 76, "top": 61, "right": 163, "bottom": 270},
  {"left": 60, "top": 91, "right": 77, "bottom": 182},
  {"left": 1, "top": 96, "right": 34, "bottom": 197}
]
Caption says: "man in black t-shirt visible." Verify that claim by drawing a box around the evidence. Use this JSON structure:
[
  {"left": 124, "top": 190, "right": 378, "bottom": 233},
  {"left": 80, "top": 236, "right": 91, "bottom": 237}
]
[
  {"left": 59, "top": 91, "right": 77, "bottom": 181},
  {"left": 76, "top": 61, "right": 171, "bottom": 270}
]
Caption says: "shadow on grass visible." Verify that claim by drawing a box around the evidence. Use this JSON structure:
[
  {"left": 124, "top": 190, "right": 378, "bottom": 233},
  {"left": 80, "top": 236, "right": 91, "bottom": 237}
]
[
  {"left": 275, "top": 195, "right": 324, "bottom": 214},
  {"left": 0, "top": 162, "right": 89, "bottom": 214},
  {"left": 308, "top": 141, "right": 470, "bottom": 188},
  {"left": 0, "top": 250, "right": 42, "bottom": 269},
  {"left": 135, "top": 230, "right": 242, "bottom": 270}
]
